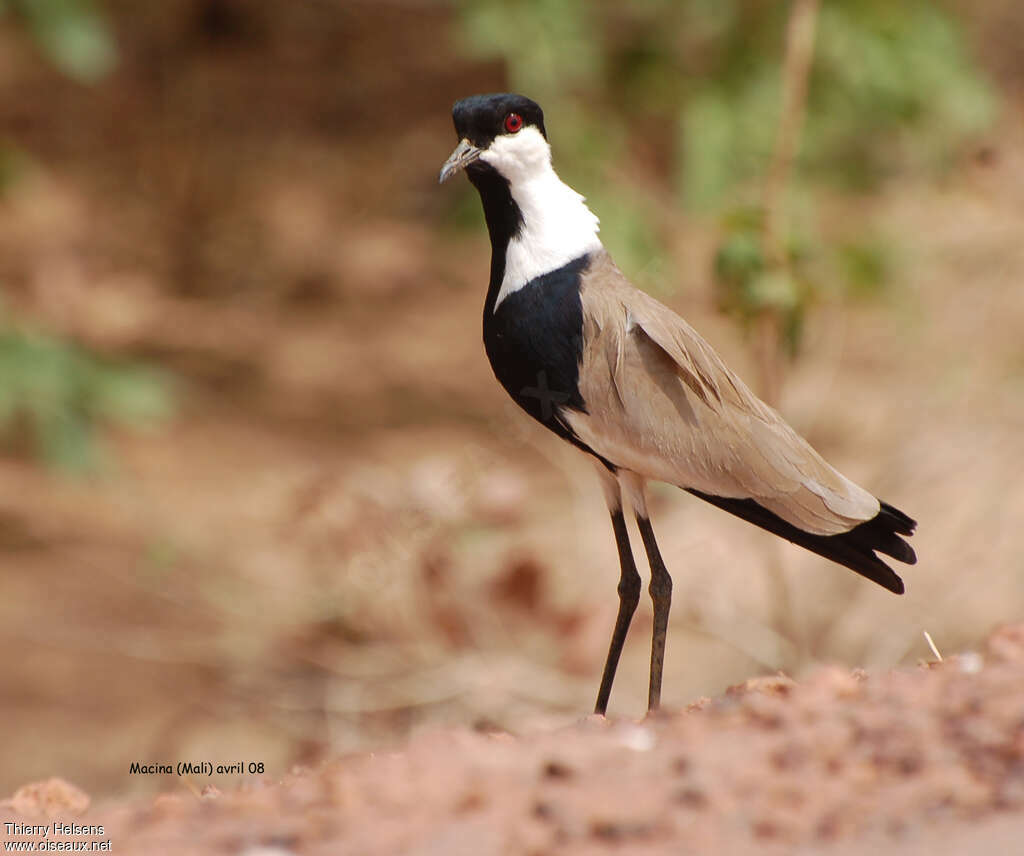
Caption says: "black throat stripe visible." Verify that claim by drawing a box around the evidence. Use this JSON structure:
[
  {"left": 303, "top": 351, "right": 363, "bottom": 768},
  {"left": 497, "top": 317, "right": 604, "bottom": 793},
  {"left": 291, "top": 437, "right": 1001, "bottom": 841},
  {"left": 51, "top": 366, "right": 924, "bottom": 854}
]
[{"left": 466, "top": 162, "right": 522, "bottom": 299}]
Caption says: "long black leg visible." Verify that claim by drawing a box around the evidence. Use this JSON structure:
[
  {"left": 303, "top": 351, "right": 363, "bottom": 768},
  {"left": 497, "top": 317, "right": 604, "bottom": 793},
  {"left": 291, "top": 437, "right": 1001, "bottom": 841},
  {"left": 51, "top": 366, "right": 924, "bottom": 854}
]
[
  {"left": 594, "top": 509, "right": 642, "bottom": 715},
  {"left": 636, "top": 515, "right": 672, "bottom": 712}
]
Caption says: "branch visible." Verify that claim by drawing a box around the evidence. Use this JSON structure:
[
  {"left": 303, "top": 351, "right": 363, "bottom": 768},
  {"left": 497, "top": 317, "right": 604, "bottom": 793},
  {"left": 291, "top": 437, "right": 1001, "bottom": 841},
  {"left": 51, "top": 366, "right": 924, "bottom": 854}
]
[{"left": 757, "top": 0, "right": 820, "bottom": 406}]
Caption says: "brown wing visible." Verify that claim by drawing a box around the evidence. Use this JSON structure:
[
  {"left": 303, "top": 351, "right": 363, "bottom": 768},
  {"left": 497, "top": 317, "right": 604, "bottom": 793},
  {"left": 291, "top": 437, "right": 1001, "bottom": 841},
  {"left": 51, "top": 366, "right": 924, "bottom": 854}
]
[{"left": 564, "top": 251, "right": 879, "bottom": 536}]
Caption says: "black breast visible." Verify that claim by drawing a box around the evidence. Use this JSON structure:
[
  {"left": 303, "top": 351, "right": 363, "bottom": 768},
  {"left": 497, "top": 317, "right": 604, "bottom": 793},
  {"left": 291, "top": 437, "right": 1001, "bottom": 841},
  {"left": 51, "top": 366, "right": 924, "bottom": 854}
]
[{"left": 483, "top": 254, "right": 608, "bottom": 461}]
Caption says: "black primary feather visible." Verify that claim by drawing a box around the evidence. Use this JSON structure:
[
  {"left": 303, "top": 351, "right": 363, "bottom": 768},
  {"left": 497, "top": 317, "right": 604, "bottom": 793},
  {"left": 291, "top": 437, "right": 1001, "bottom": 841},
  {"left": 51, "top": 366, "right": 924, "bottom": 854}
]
[{"left": 686, "top": 490, "right": 917, "bottom": 594}]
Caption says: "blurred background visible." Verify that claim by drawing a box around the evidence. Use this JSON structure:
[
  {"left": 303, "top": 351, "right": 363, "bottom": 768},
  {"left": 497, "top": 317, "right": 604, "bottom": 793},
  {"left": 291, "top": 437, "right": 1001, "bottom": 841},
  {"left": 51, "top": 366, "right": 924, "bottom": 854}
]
[{"left": 1, "top": 0, "right": 1022, "bottom": 799}]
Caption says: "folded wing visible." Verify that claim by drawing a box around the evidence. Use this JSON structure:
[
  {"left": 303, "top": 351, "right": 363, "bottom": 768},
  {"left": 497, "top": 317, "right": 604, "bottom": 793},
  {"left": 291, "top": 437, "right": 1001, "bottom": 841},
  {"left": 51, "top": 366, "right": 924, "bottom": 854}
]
[{"left": 565, "top": 251, "right": 882, "bottom": 537}]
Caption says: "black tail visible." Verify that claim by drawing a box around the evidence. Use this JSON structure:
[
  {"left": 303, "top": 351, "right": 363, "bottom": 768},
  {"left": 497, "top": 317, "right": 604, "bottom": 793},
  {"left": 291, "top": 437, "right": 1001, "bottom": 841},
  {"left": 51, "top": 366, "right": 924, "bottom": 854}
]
[{"left": 686, "top": 490, "right": 916, "bottom": 595}]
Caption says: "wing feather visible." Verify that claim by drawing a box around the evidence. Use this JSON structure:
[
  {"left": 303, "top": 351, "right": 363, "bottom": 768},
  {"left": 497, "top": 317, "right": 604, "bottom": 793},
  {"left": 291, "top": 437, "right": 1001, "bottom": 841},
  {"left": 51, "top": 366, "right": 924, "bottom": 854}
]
[{"left": 565, "top": 252, "right": 879, "bottom": 535}]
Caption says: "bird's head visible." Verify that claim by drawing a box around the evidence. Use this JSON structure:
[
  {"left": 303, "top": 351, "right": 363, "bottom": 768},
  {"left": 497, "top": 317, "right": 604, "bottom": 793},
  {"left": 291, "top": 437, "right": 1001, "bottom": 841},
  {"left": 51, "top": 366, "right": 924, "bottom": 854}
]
[
  {"left": 439, "top": 93, "right": 601, "bottom": 296},
  {"left": 439, "top": 93, "right": 548, "bottom": 186}
]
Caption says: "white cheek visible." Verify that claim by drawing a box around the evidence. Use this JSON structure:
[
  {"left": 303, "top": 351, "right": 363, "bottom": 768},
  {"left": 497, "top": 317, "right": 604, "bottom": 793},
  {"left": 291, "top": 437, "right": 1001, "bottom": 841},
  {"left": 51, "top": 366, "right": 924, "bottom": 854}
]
[{"left": 480, "top": 127, "right": 550, "bottom": 179}]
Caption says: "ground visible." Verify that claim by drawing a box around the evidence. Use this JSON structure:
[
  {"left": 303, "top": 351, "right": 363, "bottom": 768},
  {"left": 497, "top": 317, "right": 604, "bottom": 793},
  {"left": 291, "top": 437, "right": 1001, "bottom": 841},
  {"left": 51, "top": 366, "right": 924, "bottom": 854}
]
[{"left": 5, "top": 624, "right": 1024, "bottom": 854}]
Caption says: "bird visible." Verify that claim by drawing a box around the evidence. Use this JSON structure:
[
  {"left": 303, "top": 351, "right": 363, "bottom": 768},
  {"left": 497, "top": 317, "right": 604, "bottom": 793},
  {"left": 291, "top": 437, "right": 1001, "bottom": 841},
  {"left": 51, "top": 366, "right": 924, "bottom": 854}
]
[{"left": 439, "top": 92, "right": 916, "bottom": 715}]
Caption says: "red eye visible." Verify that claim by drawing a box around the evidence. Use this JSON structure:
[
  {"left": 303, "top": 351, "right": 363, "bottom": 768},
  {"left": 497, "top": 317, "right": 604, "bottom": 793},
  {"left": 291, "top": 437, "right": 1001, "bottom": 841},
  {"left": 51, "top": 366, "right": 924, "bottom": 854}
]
[{"left": 504, "top": 113, "right": 523, "bottom": 134}]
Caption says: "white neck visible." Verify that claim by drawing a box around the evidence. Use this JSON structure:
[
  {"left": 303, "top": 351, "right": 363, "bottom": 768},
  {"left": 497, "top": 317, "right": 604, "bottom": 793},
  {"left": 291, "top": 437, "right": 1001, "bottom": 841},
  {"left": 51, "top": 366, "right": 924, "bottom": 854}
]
[{"left": 482, "top": 130, "right": 602, "bottom": 310}]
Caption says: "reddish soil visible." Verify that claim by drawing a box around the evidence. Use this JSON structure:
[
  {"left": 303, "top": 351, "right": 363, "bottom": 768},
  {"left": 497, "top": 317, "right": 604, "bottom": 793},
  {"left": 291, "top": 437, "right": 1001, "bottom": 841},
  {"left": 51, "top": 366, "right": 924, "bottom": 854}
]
[{"left": 5, "top": 625, "right": 1024, "bottom": 855}]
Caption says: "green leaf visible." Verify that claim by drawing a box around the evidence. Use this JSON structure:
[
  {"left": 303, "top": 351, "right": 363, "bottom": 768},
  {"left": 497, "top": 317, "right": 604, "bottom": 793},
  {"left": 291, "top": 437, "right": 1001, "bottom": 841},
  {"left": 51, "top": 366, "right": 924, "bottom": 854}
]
[
  {"left": 680, "top": 90, "right": 736, "bottom": 210},
  {"left": 748, "top": 269, "right": 800, "bottom": 313},
  {"left": 19, "top": 0, "right": 118, "bottom": 83},
  {"left": 37, "top": 409, "right": 102, "bottom": 472},
  {"left": 837, "top": 238, "right": 892, "bottom": 299},
  {"left": 0, "top": 323, "right": 175, "bottom": 473},
  {"left": 714, "top": 229, "right": 763, "bottom": 286}
]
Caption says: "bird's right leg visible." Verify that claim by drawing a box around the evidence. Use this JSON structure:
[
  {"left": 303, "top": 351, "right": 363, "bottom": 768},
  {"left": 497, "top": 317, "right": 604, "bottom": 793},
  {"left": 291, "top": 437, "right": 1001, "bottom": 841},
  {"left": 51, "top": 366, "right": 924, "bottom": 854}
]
[
  {"left": 617, "top": 471, "right": 672, "bottom": 713},
  {"left": 593, "top": 465, "right": 642, "bottom": 716}
]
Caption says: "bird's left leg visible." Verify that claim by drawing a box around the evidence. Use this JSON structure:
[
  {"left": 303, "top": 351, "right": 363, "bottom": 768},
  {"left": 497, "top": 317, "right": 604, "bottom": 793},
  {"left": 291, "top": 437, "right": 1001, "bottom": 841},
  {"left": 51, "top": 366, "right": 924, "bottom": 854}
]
[{"left": 621, "top": 473, "right": 672, "bottom": 712}]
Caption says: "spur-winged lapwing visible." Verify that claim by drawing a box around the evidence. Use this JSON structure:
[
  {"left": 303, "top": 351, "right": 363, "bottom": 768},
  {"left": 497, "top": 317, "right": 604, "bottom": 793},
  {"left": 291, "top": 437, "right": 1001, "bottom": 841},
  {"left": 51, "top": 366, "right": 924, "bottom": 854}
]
[{"left": 439, "top": 93, "right": 916, "bottom": 715}]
